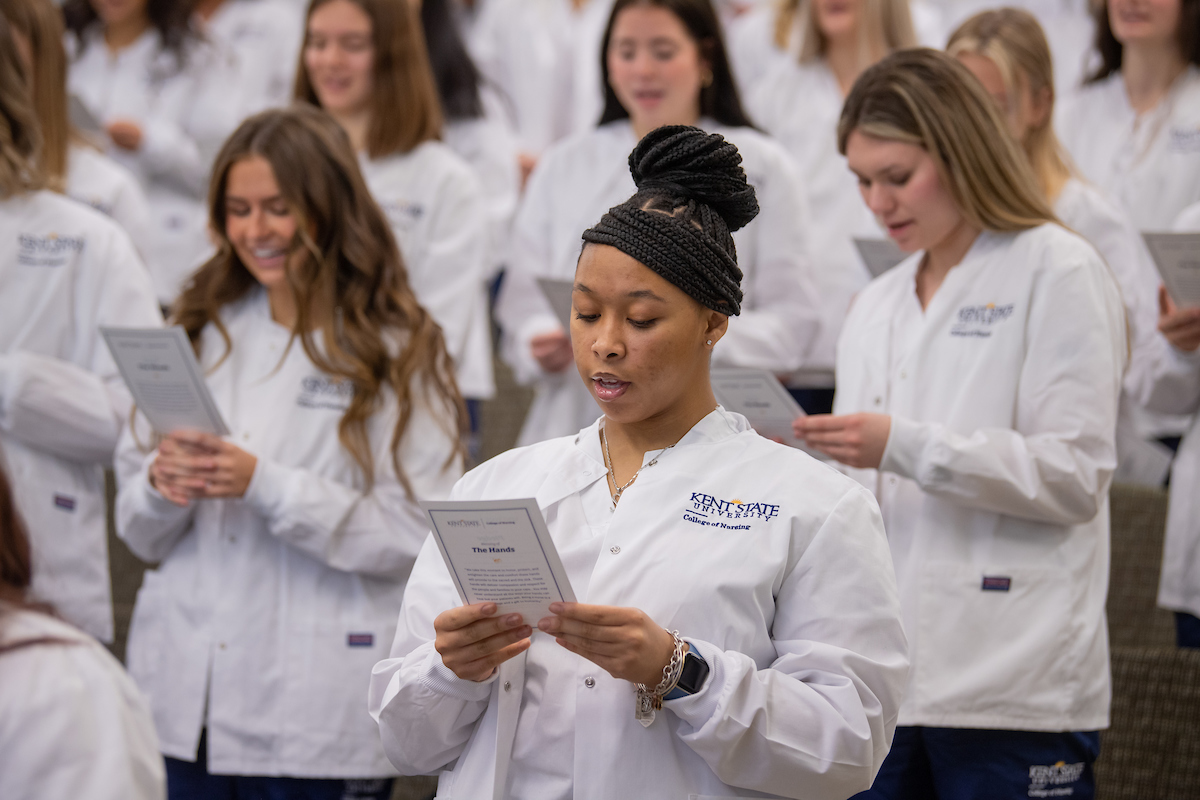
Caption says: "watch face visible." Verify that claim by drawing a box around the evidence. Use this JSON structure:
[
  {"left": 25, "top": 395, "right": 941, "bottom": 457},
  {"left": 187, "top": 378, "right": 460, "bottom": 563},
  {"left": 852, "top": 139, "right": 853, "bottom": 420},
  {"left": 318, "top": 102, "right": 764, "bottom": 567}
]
[{"left": 677, "top": 650, "right": 710, "bottom": 695}]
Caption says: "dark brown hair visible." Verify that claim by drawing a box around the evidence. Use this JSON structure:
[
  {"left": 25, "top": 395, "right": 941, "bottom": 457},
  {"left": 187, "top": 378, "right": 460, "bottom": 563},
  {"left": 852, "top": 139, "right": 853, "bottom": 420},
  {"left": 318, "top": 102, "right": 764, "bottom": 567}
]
[
  {"left": 0, "top": 463, "right": 32, "bottom": 609},
  {"left": 0, "top": 11, "right": 42, "bottom": 198},
  {"left": 63, "top": 0, "right": 199, "bottom": 64},
  {"left": 598, "top": 0, "right": 753, "bottom": 129},
  {"left": 172, "top": 106, "right": 466, "bottom": 492},
  {"left": 3, "top": 0, "right": 72, "bottom": 190},
  {"left": 295, "top": 0, "right": 443, "bottom": 158},
  {"left": 1088, "top": 0, "right": 1200, "bottom": 82}
]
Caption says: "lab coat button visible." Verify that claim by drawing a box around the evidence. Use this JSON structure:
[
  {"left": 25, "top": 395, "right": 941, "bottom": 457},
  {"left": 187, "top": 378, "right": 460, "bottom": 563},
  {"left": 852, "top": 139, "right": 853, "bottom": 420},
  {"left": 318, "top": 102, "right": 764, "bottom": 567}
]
[
  {"left": 242, "top": 432, "right": 250, "bottom": 441},
  {"left": 503, "top": 681, "right": 511, "bottom": 692},
  {"left": 874, "top": 396, "right": 882, "bottom": 406},
  {"left": 609, "top": 546, "right": 621, "bottom": 555},
  {"left": 584, "top": 677, "right": 596, "bottom": 688},
  {"left": 900, "top": 371, "right": 907, "bottom": 380},
  {"left": 219, "top": 642, "right": 227, "bottom": 650}
]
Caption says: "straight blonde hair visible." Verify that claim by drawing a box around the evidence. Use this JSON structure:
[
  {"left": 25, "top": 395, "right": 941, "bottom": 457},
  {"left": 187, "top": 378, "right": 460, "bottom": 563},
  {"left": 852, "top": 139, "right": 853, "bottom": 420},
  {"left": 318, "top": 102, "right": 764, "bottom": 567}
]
[
  {"left": 3, "top": 0, "right": 72, "bottom": 191},
  {"left": 0, "top": 13, "right": 41, "bottom": 198},
  {"left": 946, "top": 8, "right": 1074, "bottom": 202},
  {"left": 774, "top": 0, "right": 916, "bottom": 64},
  {"left": 838, "top": 48, "right": 1057, "bottom": 234},
  {"left": 295, "top": 0, "right": 443, "bottom": 159}
]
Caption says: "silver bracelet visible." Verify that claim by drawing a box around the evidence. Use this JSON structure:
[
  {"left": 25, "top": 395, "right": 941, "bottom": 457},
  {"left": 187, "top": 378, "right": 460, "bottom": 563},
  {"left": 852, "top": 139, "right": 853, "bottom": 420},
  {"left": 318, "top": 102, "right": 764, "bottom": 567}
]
[{"left": 634, "top": 629, "right": 686, "bottom": 728}]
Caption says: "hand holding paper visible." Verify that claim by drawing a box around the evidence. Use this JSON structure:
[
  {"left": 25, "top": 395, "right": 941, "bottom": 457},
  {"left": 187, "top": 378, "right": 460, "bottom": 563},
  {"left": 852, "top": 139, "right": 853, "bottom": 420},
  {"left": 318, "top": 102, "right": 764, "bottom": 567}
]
[
  {"left": 1158, "top": 285, "right": 1200, "bottom": 353},
  {"left": 434, "top": 602, "right": 533, "bottom": 682}
]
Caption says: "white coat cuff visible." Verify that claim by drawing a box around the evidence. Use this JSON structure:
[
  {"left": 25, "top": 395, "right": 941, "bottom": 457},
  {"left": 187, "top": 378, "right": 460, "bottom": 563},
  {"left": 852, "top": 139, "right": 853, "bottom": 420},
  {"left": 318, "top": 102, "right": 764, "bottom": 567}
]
[
  {"left": 139, "top": 457, "right": 190, "bottom": 517},
  {"left": 879, "top": 415, "right": 929, "bottom": 482},
  {"left": 241, "top": 455, "right": 281, "bottom": 514},
  {"left": 663, "top": 638, "right": 725, "bottom": 726},
  {"left": 1167, "top": 342, "right": 1200, "bottom": 367},
  {"left": 418, "top": 646, "right": 498, "bottom": 702}
]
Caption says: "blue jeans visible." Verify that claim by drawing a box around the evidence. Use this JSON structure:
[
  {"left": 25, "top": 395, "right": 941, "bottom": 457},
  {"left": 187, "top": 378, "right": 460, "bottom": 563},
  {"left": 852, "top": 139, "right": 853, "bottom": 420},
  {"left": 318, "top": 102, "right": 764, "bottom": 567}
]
[
  {"left": 854, "top": 726, "right": 1101, "bottom": 800},
  {"left": 166, "top": 732, "right": 394, "bottom": 800},
  {"left": 1177, "top": 611, "right": 1200, "bottom": 648}
]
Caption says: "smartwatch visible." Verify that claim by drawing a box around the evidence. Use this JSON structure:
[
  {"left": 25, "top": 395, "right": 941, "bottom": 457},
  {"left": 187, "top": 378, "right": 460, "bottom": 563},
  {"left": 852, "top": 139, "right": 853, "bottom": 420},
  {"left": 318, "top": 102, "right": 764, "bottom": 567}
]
[{"left": 663, "top": 644, "right": 710, "bottom": 701}]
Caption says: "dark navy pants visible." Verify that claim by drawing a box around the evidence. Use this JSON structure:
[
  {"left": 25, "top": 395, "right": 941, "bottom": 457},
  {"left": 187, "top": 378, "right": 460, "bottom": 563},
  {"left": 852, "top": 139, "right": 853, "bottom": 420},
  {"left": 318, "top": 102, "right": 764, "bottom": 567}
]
[{"left": 1177, "top": 611, "right": 1200, "bottom": 648}]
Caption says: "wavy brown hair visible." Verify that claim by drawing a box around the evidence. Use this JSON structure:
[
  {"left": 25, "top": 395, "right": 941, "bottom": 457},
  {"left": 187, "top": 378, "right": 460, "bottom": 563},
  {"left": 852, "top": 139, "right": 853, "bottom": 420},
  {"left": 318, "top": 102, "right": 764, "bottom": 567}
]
[
  {"left": 3, "top": 0, "right": 72, "bottom": 191},
  {"left": 0, "top": 12, "right": 42, "bottom": 198},
  {"left": 773, "top": 0, "right": 916, "bottom": 63},
  {"left": 172, "top": 106, "right": 466, "bottom": 492},
  {"left": 294, "top": 0, "right": 443, "bottom": 159}
]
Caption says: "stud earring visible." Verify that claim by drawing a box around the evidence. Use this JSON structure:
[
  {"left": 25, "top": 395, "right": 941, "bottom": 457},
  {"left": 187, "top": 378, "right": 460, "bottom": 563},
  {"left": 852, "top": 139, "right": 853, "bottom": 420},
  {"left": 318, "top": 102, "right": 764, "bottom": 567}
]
[{"left": 706, "top": 340, "right": 713, "bottom": 346}]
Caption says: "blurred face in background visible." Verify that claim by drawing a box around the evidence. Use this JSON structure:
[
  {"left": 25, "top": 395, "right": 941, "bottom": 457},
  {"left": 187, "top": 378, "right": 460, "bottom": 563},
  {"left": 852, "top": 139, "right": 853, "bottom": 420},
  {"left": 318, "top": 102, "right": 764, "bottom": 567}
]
[
  {"left": 607, "top": 4, "right": 707, "bottom": 134},
  {"left": 87, "top": 0, "right": 147, "bottom": 28},
  {"left": 956, "top": 52, "right": 1046, "bottom": 147},
  {"left": 814, "top": 0, "right": 862, "bottom": 42},
  {"left": 304, "top": 0, "right": 375, "bottom": 118},
  {"left": 1109, "top": 0, "right": 1182, "bottom": 48}
]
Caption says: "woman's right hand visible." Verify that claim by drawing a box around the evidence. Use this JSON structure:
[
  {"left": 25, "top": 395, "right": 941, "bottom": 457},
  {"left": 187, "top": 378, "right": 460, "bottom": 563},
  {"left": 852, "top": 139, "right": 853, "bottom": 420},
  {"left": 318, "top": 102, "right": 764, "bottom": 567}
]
[
  {"left": 434, "top": 602, "right": 533, "bottom": 682},
  {"left": 1158, "top": 285, "right": 1200, "bottom": 353},
  {"left": 531, "top": 330, "right": 573, "bottom": 373},
  {"left": 149, "top": 433, "right": 212, "bottom": 507}
]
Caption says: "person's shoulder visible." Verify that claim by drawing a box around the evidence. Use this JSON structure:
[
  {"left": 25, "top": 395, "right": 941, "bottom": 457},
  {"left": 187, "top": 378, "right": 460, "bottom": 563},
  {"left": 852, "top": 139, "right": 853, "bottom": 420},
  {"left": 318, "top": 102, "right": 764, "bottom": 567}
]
[
  {"left": 1173, "top": 201, "right": 1200, "bottom": 232},
  {"left": 454, "top": 436, "right": 580, "bottom": 497},
  {"left": 1056, "top": 178, "right": 1128, "bottom": 234},
  {"left": 1006, "top": 223, "right": 1107, "bottom": 280},
  {"left": 7, "top": 189, "right": 123, "bottom": 238},
  {"left": 544, "top": 123, "right": 629, "bottom": 168},
  {"left": 67, "top": 143, "right": 139, "bottom": 191}
]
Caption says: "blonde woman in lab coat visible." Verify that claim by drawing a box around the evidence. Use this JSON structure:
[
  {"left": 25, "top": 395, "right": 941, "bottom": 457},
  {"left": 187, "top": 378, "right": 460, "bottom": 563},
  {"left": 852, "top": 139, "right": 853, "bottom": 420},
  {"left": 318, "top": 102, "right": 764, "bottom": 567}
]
[
  {"left": 0, "top": 18, "right": 161, "bottom": 643},
  {"left": 0, "top": 463, "right": 165, "bottom": 800},
  {"left": 63, "top": 0, "right": 241, "bottom": 305},
  {"left": 115, "top": 106, "right": 466, "bottom": 799},
  {"left": 1058, "top": 0, "right": 1200, "bottom": 231},
  {"left": 948, "top": 8, "right": 1175, "bottom": 482},
  {"left": 747, "top": 0, "right": 918, "bottom": 403},
  {"left": 796, "top": 49, "right": 1126, "bottom": 799},
  {"left": 496, "top": 0, "right": 821, "bottom": 445},
  {"left": 296, "top": 0, "right": 494, "bottom": 406},
  {"left": 371, "top": 124, "right": 908, "bottom": 800},
  {"left": 3, "top": 0, "right": 151, "bottom": 258}
]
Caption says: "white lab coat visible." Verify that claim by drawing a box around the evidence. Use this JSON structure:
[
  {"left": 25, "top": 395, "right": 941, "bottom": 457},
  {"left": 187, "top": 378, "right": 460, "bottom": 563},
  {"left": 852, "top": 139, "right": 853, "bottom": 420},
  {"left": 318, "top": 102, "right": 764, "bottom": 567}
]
[
  {"left": 495, "top": 120, "right": 821, "bottom": 445},
  {"left": 0, "top": 190, "right": 161, "bottom": 642},
  {"left": 370, "top": 409, "right": 909, "bottom": 800},
  {"left": 68, "top": 28, "right": 242, "bottom": 304},
  {"left": 114, "top": 287, "right": 462, "bottom": 777},
  {"left": 468, "top": 0, "right": 614, "bottom": 155},
  {"left": 66, "top": 142, "right": 152, "bottom": 260},
  {"left": 201, "top": 0, "right": 305, "bottom": 115},
  {"left": 359, "top": 143, "right": 495, "bottom": 400},
  {"left": 441, "top": 88, "right": 521, "bottom": 278},
  {"left": 748, "top": 59, "right": 884, "bottom": 377},
  {"left": 835, "top": 224, "right": 1125, "bottom": 731},
  {"left": 0, "top": 606, "right": 165, "bottom": 800},
  {"left": 1149, "top": 209, "right": 1200, "bottom": 619},
  {"left": 1059, "top": 66, "right": 1200, "bottom": 232}
]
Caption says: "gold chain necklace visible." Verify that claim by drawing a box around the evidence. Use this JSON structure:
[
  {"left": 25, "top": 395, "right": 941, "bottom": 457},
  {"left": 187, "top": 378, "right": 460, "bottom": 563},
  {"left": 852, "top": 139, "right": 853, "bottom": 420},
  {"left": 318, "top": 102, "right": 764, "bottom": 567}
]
[{"left": 600, "top": 427, "right": 680, "bottom": 506}]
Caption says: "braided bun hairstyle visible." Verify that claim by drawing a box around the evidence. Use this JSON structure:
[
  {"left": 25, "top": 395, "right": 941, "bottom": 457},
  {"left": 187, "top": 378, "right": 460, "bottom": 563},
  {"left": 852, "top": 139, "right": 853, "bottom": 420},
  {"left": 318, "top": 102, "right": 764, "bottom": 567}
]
[{"left": 582, "top": 125, "right": 759, "bottom": 315}]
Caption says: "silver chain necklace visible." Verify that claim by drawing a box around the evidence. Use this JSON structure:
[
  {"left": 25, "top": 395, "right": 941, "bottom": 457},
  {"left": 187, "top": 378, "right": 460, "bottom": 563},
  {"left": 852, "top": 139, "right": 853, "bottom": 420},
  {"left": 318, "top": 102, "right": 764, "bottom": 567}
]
[{"left": 600, "top": 427, "right": 680, "bottom": 506}]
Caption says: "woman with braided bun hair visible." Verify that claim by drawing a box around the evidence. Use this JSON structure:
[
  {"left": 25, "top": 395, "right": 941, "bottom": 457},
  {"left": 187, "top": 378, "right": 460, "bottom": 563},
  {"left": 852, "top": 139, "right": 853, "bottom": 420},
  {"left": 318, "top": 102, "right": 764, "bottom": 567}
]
[
  {"left": 495, "top": 0, "right": 824, "bottom": 447},
  {"left": 370, "top": 125, "right": 908, "bottom": 800}
]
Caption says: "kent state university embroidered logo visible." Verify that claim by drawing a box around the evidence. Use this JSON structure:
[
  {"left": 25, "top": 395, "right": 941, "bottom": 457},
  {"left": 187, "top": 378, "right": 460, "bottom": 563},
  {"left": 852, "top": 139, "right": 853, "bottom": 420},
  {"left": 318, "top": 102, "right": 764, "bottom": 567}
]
[
  {"left": 683, "top": 492, "right": 780, "bottom": 530},
  {"left": 296, "top": 375, "right": 355, "bottom": 411},
  {"left": 18, "top": 232, "right": 85, "bottom": 266},
  {"left": 949, "top": 302, "right": 1015, "bottom": 339},
  {"left": 1169, "top": 124, "right": 1200, "bottom": 153},
  {"left": 1027, "top": 760, "right": 1086, "bottom": 798}
]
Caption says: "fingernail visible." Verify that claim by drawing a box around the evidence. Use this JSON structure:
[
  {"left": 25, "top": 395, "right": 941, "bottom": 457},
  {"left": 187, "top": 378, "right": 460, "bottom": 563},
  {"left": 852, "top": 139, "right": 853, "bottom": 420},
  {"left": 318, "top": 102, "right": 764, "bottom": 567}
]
[
  {"left": 505, "top": 614, "right": 522, "bottom": 626},
  {"left": 537, "top": 618, "right": 554, "bottom": 632},
  {"left": 548, "top": 602, "right": 564, "bottom": 613},
  {"left": 481, "top": 603, "right": 497, "bottom": 614}
]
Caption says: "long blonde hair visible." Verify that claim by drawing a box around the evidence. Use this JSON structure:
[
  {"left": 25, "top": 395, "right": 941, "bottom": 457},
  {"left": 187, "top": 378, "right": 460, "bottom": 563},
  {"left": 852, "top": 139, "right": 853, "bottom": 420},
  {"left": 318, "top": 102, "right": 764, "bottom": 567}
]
[
  {"left": 295, "top": 0, "right": 443, "bottom": 159},
  {"left": 2, "top": 0, "right": 71, "bottom": 191},
  {"left": 774, "top": 0, "right": 916, "bottom": 64},
  {"left": 838, "top": 48, "right": 1057, "bottom": 234},
  {"left": 0, "top": 13, "right": 41, "bottom": 198},
  {"left": 946, "top": 8, "right": 1074, "bottom": 202},
  {"left": 173, "top": 106, "right": 466, "bottom": 492}
]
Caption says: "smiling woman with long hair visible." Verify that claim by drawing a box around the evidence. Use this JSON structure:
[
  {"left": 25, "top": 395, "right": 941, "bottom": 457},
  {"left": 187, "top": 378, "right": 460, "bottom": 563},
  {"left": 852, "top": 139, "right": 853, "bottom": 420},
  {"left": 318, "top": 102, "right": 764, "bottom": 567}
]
[
  {"left": 370, "top": 125, "right": 908, "bottom": 800},
  {"left": 114, "top": 105, "right": 467, "bottom": 799}
]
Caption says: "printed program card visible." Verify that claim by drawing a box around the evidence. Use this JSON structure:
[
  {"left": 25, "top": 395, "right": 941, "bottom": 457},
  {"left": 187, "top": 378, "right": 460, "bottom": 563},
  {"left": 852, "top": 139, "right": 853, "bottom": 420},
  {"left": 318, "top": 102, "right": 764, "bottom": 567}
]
[
  {"left": 536, "top": 277, "right": 575, "bottom": 331},
  {"left": 711, "top": 368, "right": 826, "bottom": 460},
  {"left": 101, "top": 326, "right": 229, "bottom": 436},
  {"left": 1143, "top": 232, "right": 1200, "bottom": 308},
  {"left": 422, "top": 498, "right": 576, "bottom": 623},
  {"left": 854, "top": 237, "right": 908, "bottom": 278}
]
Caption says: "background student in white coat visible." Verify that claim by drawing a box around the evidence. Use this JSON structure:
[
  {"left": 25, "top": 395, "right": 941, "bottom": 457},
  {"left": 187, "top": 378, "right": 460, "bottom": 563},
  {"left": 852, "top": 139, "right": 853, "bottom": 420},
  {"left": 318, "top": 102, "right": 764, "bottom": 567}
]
[
  {"left": 0, "top": 464, "right": 165, "bottom": 800},
  {"left": 3, "top": 0, "right": 152, "bottom": 262},
  {"left": 115, "top": 106, "right": 466, "bottom": 799},
  {"left": 747, "top": 0, "right": 917, "bottom": 412},
  {"left": 296, "top": 0, "right": 495, "bottom": 413},
  {"left": 949, "top": 8, "right": 1174, "bottom": 485},
  {"left": 1144, "top": 207, "right": 1200, "bottom": 647},
  {"left": 370, "top": 125, "right": 908, "bottom": 800},
  {"left": 0, "top": 28, "right": 162, "bottom": 644},
  {"left": 63, "top": 0, "right": 241, "bottom": 307},
  {"left": 420, "top": 0, "right": 520, "bottom": 279},
  {"left": 796, "top": 49, "right": 1126, "bottom": 798},
  {"left": 495, "top": 0, "right": 821, "bottom": 445},
  {"left": 1058, "top": 0, "right": 1200, "bottom": 232},
  {"left": 194, "top": 0, "right": 306, "bottom": 114}
]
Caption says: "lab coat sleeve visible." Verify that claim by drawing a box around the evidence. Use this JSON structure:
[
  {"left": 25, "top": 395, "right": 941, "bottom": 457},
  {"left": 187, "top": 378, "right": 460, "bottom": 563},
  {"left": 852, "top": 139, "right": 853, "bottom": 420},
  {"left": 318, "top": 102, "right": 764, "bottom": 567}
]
[
  {"left": 494, "top": 156, "right": 569, "bottom": 385},
  {"left": 241, "top": 396, "right": 462, "bottom": 578},
  {"left": 1134, "top": 335, "right": 1200, "bottom": 416},
  {"left": 714, "top": 146, "right": 821, "bottom": 372},
  {"left": 0, "top": 224, "right": 160, "bottom": 465},
  {"left": 114, "top": 415, "right": 195, "bottom": 565},
  {"left": 878, "top": 258, "right": 1125, "bottom": 526},
  {"left": 666, "top": 486, "right": 909, "bottom": 798},
  {"left": 370, "top": 522, "right": 497, "bottom": 775}
]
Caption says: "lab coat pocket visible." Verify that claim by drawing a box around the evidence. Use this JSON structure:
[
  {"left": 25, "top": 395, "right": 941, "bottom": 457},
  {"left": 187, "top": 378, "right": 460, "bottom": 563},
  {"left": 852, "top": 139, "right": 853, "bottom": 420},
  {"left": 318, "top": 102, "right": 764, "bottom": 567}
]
[{"left": 913, "top": 563, "right": 1081, "bottom": 722}]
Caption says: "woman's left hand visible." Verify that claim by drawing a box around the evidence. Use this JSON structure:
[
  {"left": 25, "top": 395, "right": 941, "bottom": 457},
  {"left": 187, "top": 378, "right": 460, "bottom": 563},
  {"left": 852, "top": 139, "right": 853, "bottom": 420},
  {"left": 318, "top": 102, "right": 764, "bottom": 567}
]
[
  {"left": 794, "top": 413, "right": 892, "bottom": 469},
  {"left": 538, "top": 602, "right": 676, "bottom": 686},
  {"left": 106, "top": 119, "right": 143, "bottom": 151},
  {"left": 165, "top": 430, "right": 258, "bottom": 499}
]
